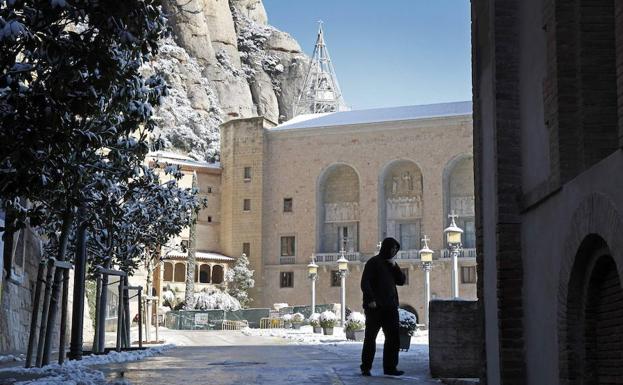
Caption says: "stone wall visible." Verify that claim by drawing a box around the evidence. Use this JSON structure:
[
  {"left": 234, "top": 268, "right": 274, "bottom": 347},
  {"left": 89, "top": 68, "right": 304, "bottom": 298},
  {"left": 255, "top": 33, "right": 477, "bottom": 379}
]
[
  {"left": 0, "top": 227, "right": 41, "bottom": 352},
  {"left": 429, "top": 300, "right": 481, "bottom": 378}
]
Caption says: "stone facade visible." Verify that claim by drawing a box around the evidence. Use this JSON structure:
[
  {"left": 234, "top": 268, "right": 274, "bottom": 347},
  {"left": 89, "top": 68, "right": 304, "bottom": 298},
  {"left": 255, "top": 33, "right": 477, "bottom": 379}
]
[
  {"left": 473, "top": 0, "right": 623, "bottom": 384},
  {"left": 216, "top": 104, "right": 477, "bottom": 319}
]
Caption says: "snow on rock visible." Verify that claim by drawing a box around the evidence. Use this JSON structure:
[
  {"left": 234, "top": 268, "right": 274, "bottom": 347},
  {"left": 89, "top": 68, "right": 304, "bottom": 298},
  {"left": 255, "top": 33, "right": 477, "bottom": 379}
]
[
  {"left": 2, "top": 345, "right": 174, "bottom": 385},
  {"left": 143, "top": 37, "right": 223, "bottom": 162}
]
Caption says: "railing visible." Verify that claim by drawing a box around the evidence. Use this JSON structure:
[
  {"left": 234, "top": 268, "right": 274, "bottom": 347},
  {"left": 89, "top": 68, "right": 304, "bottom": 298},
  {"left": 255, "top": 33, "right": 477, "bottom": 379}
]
[
  {"left": 260, "top": 318, "right": 285, "bottom": 329},
  {"left": 441, "top": 248, "right": 477, "bottom": 258},
  {"left": 221, "top": 320, "right": 249, "bottom": 330},
  {"left": 279, "top": 256, "right": 296, "bottom": 265},
  {"left": 314, "top": 252, "right": 361, "bottom": 264},
  {"left": 396, "top": 250, "right": 420, "bottom": 260}
]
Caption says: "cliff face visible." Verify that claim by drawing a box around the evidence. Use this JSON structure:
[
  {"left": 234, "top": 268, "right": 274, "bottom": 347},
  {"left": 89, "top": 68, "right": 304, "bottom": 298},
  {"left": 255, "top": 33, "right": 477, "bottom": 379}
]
[{"left": 148, "top": 0, "right": 309, "bottom": 161}]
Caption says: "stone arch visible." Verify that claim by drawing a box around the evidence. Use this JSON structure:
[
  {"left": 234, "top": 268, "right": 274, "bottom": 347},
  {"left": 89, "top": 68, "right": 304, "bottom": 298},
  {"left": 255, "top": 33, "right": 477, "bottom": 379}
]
[
  {"left": 163, "top": 262, "right": 173, "bottom": 282},
  {"left": 442, "top": 154, "right": 475, "bottom": 248},
  {"left": 378, "top": 159, "right": 423, "bottom": 250},
  {"left": 212, "top": 264, "right": 224, "bottom": 284},
  {"left": 558, "top": 193, "right": 623, "bottom": 384},
  {"left": 199, "top": 264, "right": 211, "bottom": 283},
  {"left": 174, "top": 262, "right": 186, "bottom": 283},
  {"left": 316, "top": 163, "right": 361, "bottom": 253}
]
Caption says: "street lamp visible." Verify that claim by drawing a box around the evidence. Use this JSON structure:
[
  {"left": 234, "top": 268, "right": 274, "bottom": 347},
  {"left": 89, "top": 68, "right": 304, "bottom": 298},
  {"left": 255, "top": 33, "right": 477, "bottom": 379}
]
[
  {"left": 336, "top": 248, "right": 349, "bottom": 326},
  {"left": 444, "top": 212, "right": 464, "bottom": 298},
  {"left": 307, "top": 257, "right": 319, "bottom": 314},
  {"left": 419, "top": 235, "right": 434, "bottom": 328}
]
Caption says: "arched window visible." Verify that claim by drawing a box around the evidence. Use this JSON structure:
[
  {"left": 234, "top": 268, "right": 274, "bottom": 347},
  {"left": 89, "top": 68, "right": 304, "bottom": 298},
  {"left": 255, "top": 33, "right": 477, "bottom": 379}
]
[
  {"left": 379, "top": 160, "right": 423, "bottom": 251},
  {"left": 212, "top": 265, "right": 224, "bottom": 284},
  {"left": 174, "top": 262, "right": 186, "bottom": 282},
  {"left": 317, "top": 164, "right": 360, "bottom": 253},
  {"left": 443, "top": 155, "right": 475, "bottom": 249},
  {"left": 163, "top": 262, "right": 173, "bottom": 282},
  {"left": 199, "top": 264, "right": 211, "bottom": 283}
]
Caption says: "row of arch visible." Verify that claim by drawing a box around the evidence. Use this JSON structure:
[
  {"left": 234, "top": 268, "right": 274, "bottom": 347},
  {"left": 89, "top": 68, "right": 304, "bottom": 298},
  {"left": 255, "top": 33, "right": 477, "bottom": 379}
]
[
  {"left": 316, "top": 154, "right": 475, "bottom": 253},
  {"left": 163, "top": 261, "right": 225, "bottom": 284}
]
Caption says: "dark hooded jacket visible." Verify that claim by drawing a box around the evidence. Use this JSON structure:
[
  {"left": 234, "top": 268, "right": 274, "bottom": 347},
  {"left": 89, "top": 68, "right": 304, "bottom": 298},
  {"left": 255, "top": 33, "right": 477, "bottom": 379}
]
[{"left": 361, "top": 237, "right": 406, "bottom": 309}]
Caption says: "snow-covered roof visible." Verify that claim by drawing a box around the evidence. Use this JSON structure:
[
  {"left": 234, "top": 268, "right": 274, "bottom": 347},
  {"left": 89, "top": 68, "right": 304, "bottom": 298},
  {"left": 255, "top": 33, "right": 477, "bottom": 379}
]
[
  {"left": 148, "top": 151, "right": 221, "bottom": 170},
  {"left": 163, "top": 250, "right": 234, "bottom": 262},
  {"left": 273, "top": 101, "right": 472, "bottom": 131}
]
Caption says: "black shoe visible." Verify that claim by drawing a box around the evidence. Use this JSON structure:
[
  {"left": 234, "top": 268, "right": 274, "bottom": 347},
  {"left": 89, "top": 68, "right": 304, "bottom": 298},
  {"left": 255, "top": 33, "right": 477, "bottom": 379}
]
[
  {"left": 361, "top": 369, "right": 371, "bottom": 376},
  {"left": 384, "top": 369, "right": 404, "bottom": 376}
]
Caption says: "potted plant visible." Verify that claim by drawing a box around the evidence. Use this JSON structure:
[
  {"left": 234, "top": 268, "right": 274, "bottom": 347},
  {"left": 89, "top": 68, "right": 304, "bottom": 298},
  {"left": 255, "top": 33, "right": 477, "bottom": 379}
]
[
  {"left": 398, "top": 308, "right": 418, "bottom": 351},
  {"left": 309, "top": 313, "right": 322, "bottom": 333},
  {"left": 319, "top": 310, "right": 337, "bottom": 335},
  {"left": 344, "top": 312, "right": 366, "bottom": 341},
  {"left": 291, "top": 313, "right": 304, "bottom": 329},
  {"left": 282, "top": 313, "right": 293, "bottom": 329}
]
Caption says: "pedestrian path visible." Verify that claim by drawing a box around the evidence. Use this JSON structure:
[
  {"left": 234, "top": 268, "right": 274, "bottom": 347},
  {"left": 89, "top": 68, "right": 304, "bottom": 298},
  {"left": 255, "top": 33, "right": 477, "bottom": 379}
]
[{"left": 101, "top": 330, "right": 441, "bottom": 385}]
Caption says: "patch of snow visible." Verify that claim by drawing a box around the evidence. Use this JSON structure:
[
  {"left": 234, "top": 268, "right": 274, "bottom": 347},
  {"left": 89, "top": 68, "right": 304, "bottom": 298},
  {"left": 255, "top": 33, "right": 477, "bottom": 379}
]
[{"left": 2, "top": 345, "right": 174, "bottom": 385}]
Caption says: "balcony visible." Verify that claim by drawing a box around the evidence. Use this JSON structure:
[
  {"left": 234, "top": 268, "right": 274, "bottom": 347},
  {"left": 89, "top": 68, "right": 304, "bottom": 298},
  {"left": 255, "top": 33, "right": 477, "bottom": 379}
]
[
  {"left": 279, "top": 256, "right": 296, "bottom": 265},
  {"left": 441, "top": 248, "right": 477, "bottom": 259},
  {"left": 396, "top": 250, "right": 421, "bottom": 260},
  {"left": 314, "top": 252, "right": 361, "bottom": 264}
]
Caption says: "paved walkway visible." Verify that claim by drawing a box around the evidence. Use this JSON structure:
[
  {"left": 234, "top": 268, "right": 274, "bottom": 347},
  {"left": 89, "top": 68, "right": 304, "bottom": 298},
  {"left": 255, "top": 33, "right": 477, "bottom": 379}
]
[{"left": 101, "top": 330, "right": 441, "bottom": 385}]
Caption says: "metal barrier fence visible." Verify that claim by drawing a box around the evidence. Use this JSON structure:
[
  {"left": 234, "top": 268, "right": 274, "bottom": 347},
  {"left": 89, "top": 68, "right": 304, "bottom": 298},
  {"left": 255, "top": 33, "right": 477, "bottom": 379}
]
[
  {"left": 259, "top": 318, "right": 284, "bottom": 329},
  {"left": 221, "top": 320, "right": 249, "bottom": 330}
]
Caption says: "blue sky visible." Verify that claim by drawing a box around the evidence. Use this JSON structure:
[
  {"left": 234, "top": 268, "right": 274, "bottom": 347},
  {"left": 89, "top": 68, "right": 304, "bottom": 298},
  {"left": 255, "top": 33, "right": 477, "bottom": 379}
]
[{"left": 263, "top": 0, "right": 472, "bottom": 110}]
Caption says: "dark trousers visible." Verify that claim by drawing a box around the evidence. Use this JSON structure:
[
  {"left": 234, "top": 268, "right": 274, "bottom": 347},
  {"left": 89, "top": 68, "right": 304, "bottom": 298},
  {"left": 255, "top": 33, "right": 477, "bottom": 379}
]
[{"left": 360, "top": 306, "right": 400, "bottom": 372}]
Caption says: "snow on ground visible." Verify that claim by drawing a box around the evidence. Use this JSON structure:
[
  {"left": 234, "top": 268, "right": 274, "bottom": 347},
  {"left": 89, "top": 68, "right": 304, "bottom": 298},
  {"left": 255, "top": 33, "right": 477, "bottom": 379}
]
[
  {"left": 0, "top": 354, "right": 25, "bottom": 364},
  {"left": 242, "top": 325, "right": 429, "bottom": 359},
  {"left": 0, "top": 345, "right": 174, "bottom": 385}
]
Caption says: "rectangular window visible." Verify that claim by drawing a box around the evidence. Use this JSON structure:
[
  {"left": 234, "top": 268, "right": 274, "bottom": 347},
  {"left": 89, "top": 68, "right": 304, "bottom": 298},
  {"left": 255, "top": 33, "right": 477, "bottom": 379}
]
[
  {"left": 283, "top": 198, "right": 293, "bottom": 212},
  {"left": 280, "top": 272, "right": 293, "bottom": 288},
  {"left": 243, "top": 199, "right": 251, "bottom": 211},
  {"left": 401, "top": 268, "right": 410, "bottom": 285},
  {"left": 242, "top": 242, "right": 250, "bottom": 258},
  {"left": 207, "top": 216, "right": 212, "bottom": 223},
  {"left": 243, "top": 167, "right": 251, "bottom": 180},
  {"left": 330, "top": 270, "right": 341, "bottom": 287},
  {"left": 207, "top": 187, "right": 212, "bottom": 193},
  {"left": 461, "top": 266, "right": 477, "bottom": 284},
  {"left": 280, "top": 236, "right": 295, "bottom": 256},
  {"left": 399, "top": 222, "right": 421, "bottom": 250}
]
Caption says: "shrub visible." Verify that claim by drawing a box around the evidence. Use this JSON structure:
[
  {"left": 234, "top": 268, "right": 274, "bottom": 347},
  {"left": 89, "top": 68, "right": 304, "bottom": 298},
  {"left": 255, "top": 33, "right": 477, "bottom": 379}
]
[
  {"left": 345, "top": 312, "right": 366, "bottom": 332},
  {"left": 282, "top": 314, "right": 293, "bottom": 322},
  {"left": 319, "top": 310, "right": 337, "bottom": 328},
  {"left": 308, "top": 313, "right": 321, "bottom": 327},
  {"left": 398, "top": 308, "right": 418, "bottom": 336},
  {"left": 292, "top": 313, "right": 304, "bottom": 323}
]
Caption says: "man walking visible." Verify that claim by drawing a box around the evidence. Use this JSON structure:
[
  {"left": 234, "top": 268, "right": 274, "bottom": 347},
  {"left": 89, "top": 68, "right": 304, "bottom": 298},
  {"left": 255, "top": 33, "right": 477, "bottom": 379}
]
[{"left": 360, "top": 237, "right": 406, "bottom": 376}]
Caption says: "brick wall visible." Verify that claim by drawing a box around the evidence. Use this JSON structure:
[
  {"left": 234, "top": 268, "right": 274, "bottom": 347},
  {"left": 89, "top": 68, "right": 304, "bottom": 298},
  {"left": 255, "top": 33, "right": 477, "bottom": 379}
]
[{"left": 429, "top": 299, "right": 481, "bottom": 378}]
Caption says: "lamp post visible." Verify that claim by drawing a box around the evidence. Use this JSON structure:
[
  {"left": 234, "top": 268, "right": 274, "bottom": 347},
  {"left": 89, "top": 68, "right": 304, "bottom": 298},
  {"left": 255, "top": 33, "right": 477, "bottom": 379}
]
[
  {"left": 444, "top": 212, "right": 464, "bottom": 298},
  {"left": 419, "top": 235, "right": 434, "bottom": 328},
  {"left": 307, "top": 257, "right": 319, "bottom": 314},
  {"left": 336, "top": 248, "right": 349, "bottom": 326}
]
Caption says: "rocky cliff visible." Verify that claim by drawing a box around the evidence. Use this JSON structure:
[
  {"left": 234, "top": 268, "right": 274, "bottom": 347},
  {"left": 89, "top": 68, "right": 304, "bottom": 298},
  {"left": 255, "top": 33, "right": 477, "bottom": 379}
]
[{"left": 147, "top": 0, "right": 309, "bottom": 161}]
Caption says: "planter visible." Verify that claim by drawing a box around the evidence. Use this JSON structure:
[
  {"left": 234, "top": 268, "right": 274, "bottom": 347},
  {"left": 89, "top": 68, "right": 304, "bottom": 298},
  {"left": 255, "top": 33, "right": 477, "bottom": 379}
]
[
  {"left": 292, "top": 323, "right": 302, "bottom": 330},
  {"left": 346, "top": 329, "right": 365, "bottom": 341},
  {"left": 313, "top": 326, "right": 322, "bottom": 334},
  {"left": 284, "top": 322, "right": 292, "bottom": 329},
  {"left": 399, "top": 328, "right": 411, "bottom": 351},
  {"left": 322, "top": 327, "right": 334, "bottom": 335}
]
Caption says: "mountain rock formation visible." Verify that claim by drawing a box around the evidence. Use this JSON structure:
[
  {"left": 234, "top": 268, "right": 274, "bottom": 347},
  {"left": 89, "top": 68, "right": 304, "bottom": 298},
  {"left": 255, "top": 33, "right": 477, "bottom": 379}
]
[{"left": 147, "top": 0, "right": 309, "bottom": 161}]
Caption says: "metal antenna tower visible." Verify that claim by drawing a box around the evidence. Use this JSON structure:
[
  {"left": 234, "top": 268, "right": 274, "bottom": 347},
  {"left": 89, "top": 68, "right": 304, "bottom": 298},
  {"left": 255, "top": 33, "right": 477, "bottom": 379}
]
[{"left": 294, "top": 21, "right": 348, "bottom": 116}]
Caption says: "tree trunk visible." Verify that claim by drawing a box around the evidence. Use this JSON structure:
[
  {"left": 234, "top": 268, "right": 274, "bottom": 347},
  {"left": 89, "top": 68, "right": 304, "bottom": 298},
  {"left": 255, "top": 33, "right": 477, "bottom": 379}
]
[
  {"left": 123, "top": 275, "right": 131, "bottom": 348},
  {"left": 41, "top": 209, "right": 73, "bottom": 365},
  {"left": 184, "top": 173, "right": 198, "bottom": 309},
  {"left": 68, "top": 217, "right": 88, "bottom": 360}
]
